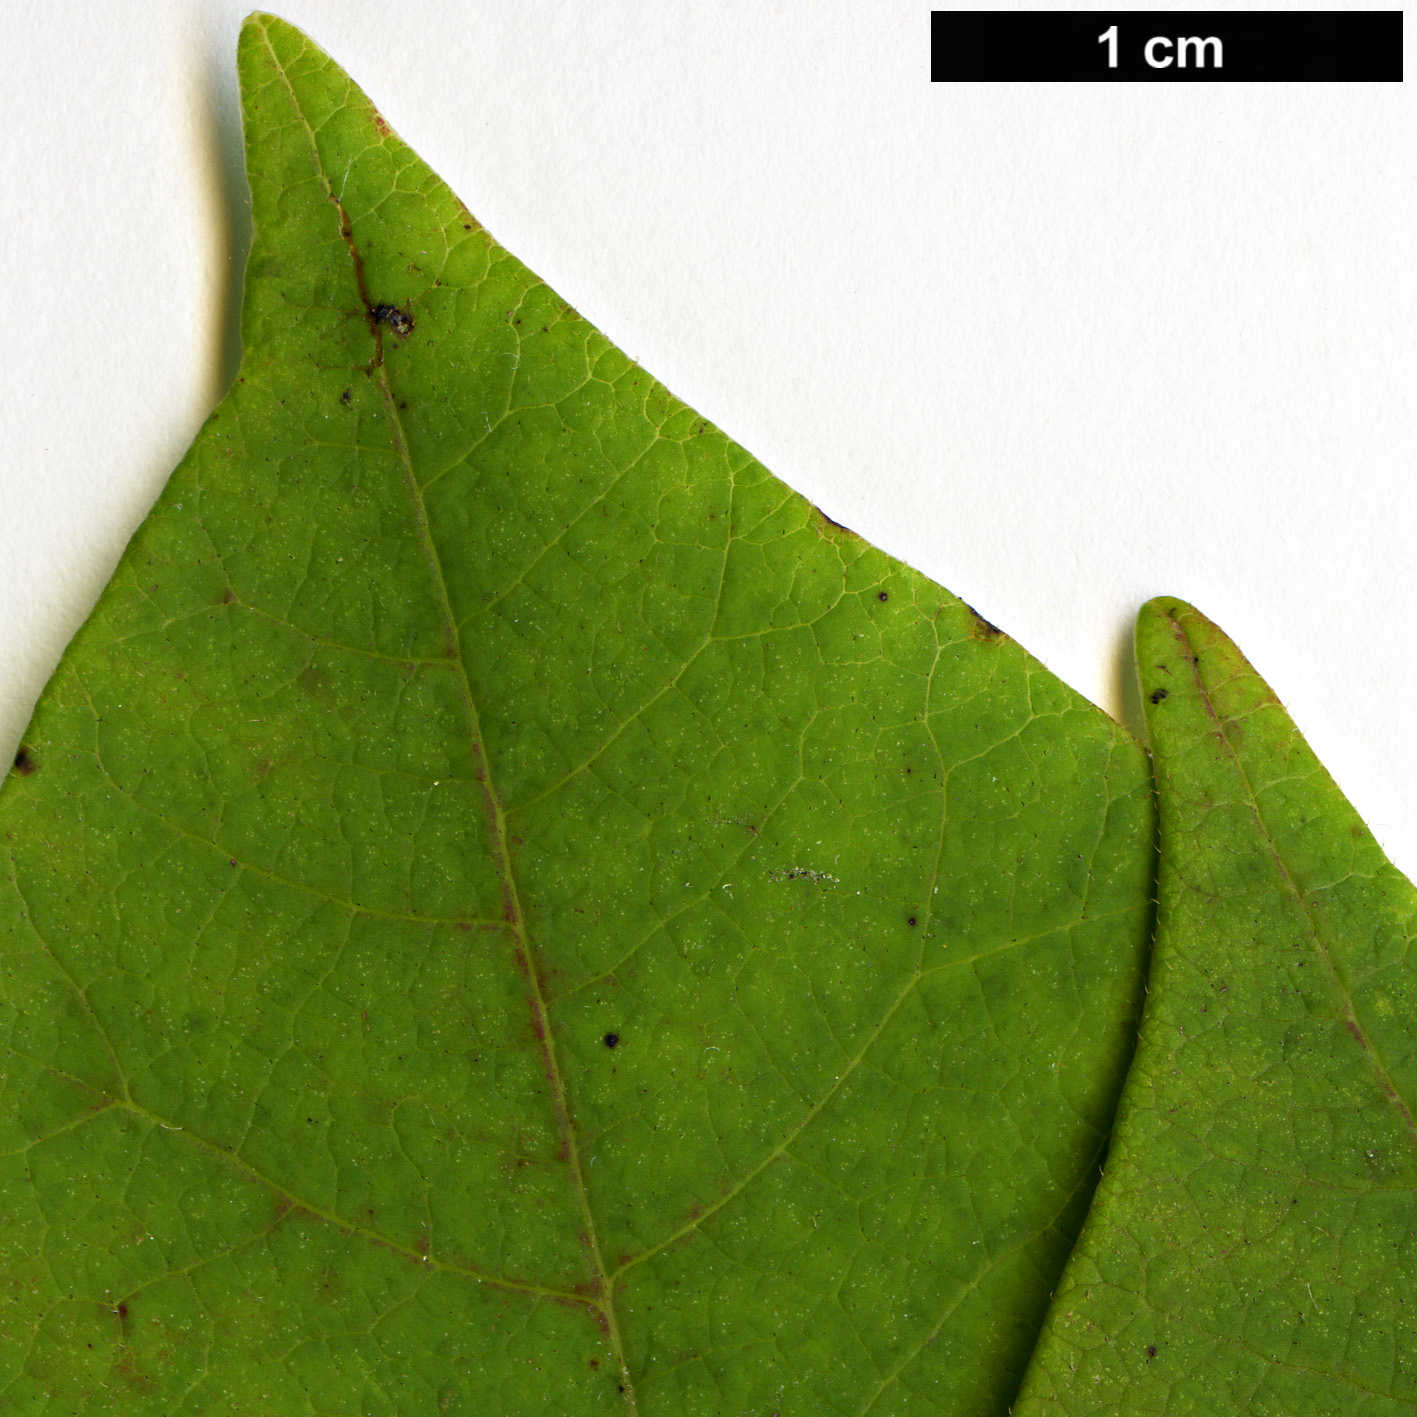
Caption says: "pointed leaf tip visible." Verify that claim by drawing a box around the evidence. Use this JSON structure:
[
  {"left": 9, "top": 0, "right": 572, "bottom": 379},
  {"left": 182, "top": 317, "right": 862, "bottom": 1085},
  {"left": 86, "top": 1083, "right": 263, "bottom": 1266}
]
[
  {"left": 237, "top": 10, "right": 297, "bottom": 59},
  {"left": 1017, "top": 598, "right": 1417, "bottom": 1414},
  {"left": 1135, "top": 594, "right": 1266, "bottom": 715}
]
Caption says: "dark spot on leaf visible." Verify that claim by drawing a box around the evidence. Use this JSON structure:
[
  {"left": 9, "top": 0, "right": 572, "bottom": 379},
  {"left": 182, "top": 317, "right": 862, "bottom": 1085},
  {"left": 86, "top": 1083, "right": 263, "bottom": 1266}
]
[
  {"left": 399, "top": 400, "right": 408, "bottom": 410},
  {"left": 907, "top": 916, "right": 917, "bottom": 927},
  {"left": 371, "top": 304, "right": 414, "bottom": 337},
  {"left": 1150, "top": 688, "right": 1169, "bottom": 704},
  {"left": 878, "top": 591, "right": 889, "bottom": 602},
  {"left": 12, "top": 748, "right": 35, "bottom": 776},
  {"left": 589, "top": 1359, "right": 600, "bottom": 1369},
  {"left": 1147, "top": 1344, "right": 1157, "bottom": 1359},
  {"left": 117, "top": 1302, "right": 129, "bottom": 1320},
  {"left": 219, "top": 587, "right": 235, "bottom": 604},
  {"left": 603, "top": 1033, "right": 619, "bottom": 1049},
  {"left": 298, "top": 664, "right": 332, "bottom": 698},
  {"left": 229, "top": 859, "right": 237, "bottom": 867},
  {"left": 340, "top": 389, "right": 351, "bottom": 406},
  {"left": 964, "top": 603, "right": 1003, "bottom": 640},
  {"left": 463, "top": 223, "right": 472, "bottom": 230}
]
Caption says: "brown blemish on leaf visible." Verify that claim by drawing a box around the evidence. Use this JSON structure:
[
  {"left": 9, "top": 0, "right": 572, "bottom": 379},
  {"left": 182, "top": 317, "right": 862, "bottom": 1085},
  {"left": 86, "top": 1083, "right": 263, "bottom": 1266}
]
[
  {"left": 219, "top": 587, "right": 235, "bottom": 604},
  {"left": 524, "top": 989, "right": 547, "bottom": 1045},
  {"left": 111, "top": 1349, "right": 158, "bottom": 1396},
  {"left": 1342, "top": 1013, "right": 1417, "bottom": 1129},
  {"left": 372, "top": 303, "right": 415, "bottom": 338},
  {"left": 964, "top": 603, "right": 1004, "bottom": 641},
  {"left": 12, "top": 748, "right": 35, "bottom": 777},
  {"left": 815, "top": 505, "right": 857, "bottom": 536},
  {"left": 1150, "top": 688, "right": 1169, "bottom": 704}
]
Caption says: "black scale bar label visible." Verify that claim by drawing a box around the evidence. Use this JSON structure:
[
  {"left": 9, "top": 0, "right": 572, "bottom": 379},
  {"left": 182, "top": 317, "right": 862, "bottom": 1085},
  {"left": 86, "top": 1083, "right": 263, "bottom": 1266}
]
[{"left": 931, "top": 11, "right": 1402, "bottom": 81}]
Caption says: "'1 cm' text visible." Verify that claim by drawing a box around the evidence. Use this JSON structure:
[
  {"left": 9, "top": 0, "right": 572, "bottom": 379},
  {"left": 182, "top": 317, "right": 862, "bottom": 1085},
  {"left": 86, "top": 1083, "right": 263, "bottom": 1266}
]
[{"left": 1098, "top": 25, "right": 1223, "bottom": 69}]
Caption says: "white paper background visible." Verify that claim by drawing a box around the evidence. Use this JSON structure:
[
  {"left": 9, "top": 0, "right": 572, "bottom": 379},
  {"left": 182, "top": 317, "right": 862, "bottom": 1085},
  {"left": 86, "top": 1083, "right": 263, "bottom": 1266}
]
[{"left": 3, "top": 3, "right": 1414, "bottom": 871}]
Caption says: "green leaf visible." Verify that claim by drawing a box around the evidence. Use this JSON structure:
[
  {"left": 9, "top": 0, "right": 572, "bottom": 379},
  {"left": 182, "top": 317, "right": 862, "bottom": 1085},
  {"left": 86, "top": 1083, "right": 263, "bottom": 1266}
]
[
  {"left": 1015, "top": 597, "right": 1417, "bottom": 1414},
  {"left": 0, "top": 15, "right": 1154, "bottom": 1416}
]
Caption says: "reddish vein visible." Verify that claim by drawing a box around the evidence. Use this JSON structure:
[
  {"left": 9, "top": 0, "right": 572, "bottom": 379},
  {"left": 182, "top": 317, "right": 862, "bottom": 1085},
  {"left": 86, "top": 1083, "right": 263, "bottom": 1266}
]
[{"left": 255, "top": 22, "right": 635, "bottom": 1404}]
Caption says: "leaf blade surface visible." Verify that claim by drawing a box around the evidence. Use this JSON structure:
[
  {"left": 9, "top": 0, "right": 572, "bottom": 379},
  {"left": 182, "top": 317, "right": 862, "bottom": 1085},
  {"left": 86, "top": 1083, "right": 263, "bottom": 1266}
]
[
  {"left": 1015, "top": 598, "right": 1417, "bottom": 1415},
  {"left": 0, "top": 16, "right": 1155, "bottom": 1414}
]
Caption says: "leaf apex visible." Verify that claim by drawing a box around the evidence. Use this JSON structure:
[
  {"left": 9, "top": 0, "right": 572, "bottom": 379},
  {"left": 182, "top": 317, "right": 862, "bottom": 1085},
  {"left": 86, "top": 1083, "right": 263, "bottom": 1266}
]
[
  {"left": 240, "top": 11, "right": 295, "bottom": 37},
  {"left": 1134, "top": 595, "right": 1215, "bottom": 699}
]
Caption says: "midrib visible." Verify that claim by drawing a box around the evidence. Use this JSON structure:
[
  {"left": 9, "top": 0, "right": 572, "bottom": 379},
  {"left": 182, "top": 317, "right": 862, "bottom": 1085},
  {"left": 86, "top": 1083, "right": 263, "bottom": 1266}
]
[
  {"left": 257, "top": 22, "right": 636, "bottom": 1407},
  {"left": 1166, "top": 606, "right": 1417, "bottom": 1152}
]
